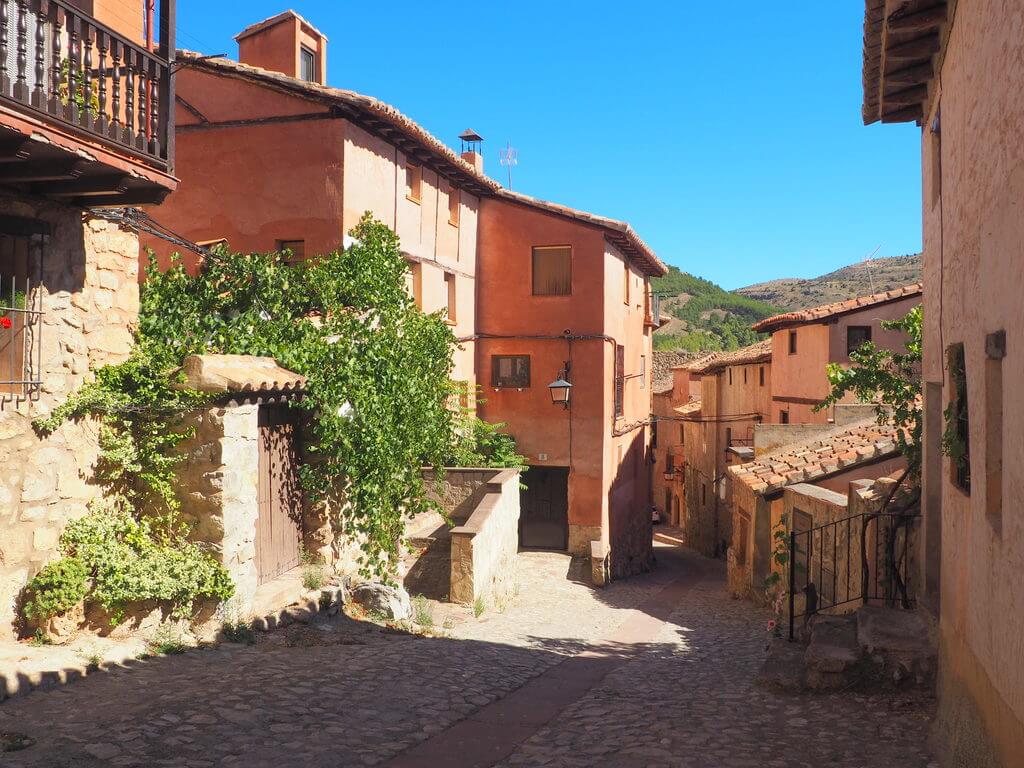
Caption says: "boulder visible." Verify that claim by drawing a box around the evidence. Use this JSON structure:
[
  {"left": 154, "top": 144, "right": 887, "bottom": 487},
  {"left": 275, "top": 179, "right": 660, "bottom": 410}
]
[{"left": 351, "top": 582, "right": 411, "bottom": 621}]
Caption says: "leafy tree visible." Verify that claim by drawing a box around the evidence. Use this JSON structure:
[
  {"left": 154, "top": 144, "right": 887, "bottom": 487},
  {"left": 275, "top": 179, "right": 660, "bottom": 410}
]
[{"left": 816, "top": 306, "right": 923, "bottom": 479}]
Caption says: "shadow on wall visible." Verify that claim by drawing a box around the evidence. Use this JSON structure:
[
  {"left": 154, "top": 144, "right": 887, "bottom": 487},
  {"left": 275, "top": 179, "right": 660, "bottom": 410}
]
[{"left": 607, "top": 430, "right": 654, "bottom": 580}]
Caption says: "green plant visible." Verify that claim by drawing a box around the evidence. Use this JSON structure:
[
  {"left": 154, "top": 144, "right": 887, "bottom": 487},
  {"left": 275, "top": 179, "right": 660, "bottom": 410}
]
[
  {"left": 816, "top": 306, "right": 923, "bottom": 479},
  {"left": 411, "top": 595, "right": 434, "bottom": 628},
  {"left": 300, "top": 549, "right": 326, "bottom": 591},
  {"left": 147, "top": 624, "right": 188, "bottom": 655},
  {"left": 446, "top": 409, "right": 526, "bottom": 470},
  {"left": 28, "top": 628, "right": 52, "bottom": 647},
  {"left": 57, "top": 58, "right": 100, "bottom": 114},
  {"left": 221, "top": 620, "right": 257, "bottom": 645},
  {"left": 473, "top": 596, "right": 486, "bottom": 618},
  {"left": 22, "top": 497, "right": 233, "bottom": 625},
  {"left": 22, "top": 556, "right": 88, "bottom": 621}
]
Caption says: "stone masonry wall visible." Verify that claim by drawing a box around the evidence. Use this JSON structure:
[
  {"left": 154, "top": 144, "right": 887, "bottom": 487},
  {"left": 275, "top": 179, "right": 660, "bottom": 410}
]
[
  {"left": 449, "top": 469, "right": 520, "bottom": 607},
  {"left": 0, "top": 197, "right": 139, "bottom": 639},
  {"left": 176, "top": 404, "right": 261, "bottom": 614}
]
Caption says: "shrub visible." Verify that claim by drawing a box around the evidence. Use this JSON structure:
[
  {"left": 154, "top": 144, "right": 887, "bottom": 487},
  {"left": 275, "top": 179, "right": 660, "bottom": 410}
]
[{"left": 23, "top": 557, "right": 88, "bottom": 621}]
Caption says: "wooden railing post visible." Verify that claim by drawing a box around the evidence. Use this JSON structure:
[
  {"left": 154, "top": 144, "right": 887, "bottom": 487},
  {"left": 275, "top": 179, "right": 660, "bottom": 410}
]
[
  {"left": 48, "top": 2, "right": 61, "bottom": 114},
  {"left": 32, "top": 0, "right": 46, "bottom": 108},
  {"left": 0, "top": 0, "right": 9, "bottom": 95},
  {"left": 14, "top": 0, "right": 28, "bottom": 102},
  {"left": 96, "top": 29, "right": 108, "bottom": 133}
]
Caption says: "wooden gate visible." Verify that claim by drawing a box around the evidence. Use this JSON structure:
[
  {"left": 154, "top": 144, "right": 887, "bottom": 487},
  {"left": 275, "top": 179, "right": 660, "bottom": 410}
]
[
  {"left": 256, "top": 405, "right": 303, "bottom": 585},
  {"left": 519, "top": 466, "right": 569, "bottom": 550}
]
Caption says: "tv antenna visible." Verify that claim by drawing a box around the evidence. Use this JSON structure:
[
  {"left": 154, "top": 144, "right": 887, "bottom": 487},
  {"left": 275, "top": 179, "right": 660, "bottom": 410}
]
[
  {"left": 499, "top": 141, "right": 518, "bottom": 189},
  {"left": 862, "top": 244, "right": 881, "bottom": 294}
]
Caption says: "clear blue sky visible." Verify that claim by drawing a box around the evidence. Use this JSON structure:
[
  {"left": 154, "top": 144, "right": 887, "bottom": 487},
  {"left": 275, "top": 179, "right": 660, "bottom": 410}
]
[{"left": 175, "top": 1, "right": 923, "bottom": 290}]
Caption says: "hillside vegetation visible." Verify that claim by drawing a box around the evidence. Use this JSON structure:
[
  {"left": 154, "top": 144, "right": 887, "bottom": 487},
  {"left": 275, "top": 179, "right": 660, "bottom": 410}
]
[
  {"left": 652, "top": 266, "right": 776, "bottom": 353},
  {"left": 735, "top": 254, "right": 922, "bottom": 312}
]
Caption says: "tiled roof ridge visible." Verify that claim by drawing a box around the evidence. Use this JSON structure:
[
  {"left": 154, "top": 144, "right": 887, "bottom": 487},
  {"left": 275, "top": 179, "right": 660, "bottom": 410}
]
[
  {"left": 686, "top": 339, "right": 772, "bottom": 375},
  {"left": 235, "top": 10, "right": 327, "bottom": 42},
  {"left": 176, "top": 50, "right": 500, "bottom": 194},
  {"left": 752, "top": 282, "right": 923, "bottom": 334},
  {"left": 728, "top": 417, "right": 903, "bottom": 496}
]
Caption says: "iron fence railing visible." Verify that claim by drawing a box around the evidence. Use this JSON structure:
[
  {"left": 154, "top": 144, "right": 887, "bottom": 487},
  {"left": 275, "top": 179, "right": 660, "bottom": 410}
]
[
  {"left": 788, "top": 510, "right": 920, "bottom": 640},
  {"left": 0, "top": 230, "right": 43, "bottom": 400},
  {"left": 0, "top": 0, "right": 174, "bottom": 170}
]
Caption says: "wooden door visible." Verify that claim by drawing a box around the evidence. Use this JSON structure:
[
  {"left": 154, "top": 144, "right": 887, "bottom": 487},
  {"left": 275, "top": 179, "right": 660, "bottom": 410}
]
[
  {"left": 519, "top": 466, "right": 569, "bottom": 550},
  {"left": 256, "top": 406, "right": 303, "bottom": 584}
]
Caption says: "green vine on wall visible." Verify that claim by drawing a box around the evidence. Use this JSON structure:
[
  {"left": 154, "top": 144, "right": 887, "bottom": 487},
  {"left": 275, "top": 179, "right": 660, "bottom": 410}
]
[{"left": 25, "top": 214, "right": 520, "bottom": 626}]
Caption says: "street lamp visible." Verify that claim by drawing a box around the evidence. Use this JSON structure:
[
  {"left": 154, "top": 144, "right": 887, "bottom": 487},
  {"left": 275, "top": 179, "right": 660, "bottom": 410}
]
[{"left": 548, "top": 364, "right": 572, "bottom": 409}]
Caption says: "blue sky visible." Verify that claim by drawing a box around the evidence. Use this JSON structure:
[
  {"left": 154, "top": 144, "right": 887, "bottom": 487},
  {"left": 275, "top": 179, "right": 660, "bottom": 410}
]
[{"left": 175, "top": 1, "right": 923, "bottom": 290}]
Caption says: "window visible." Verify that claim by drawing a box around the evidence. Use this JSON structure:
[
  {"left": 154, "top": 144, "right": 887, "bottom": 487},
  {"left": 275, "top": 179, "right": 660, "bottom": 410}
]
[
  {"left": 743, "top": 367, "right": 748, "bottom": 384},
  {"left": 299, "top": 45, "right": 316, "bottom": 82},
  {"left": 408, "top": 261, "right": 423, "bottom": 309},
  {"left": 491, "top": 355, "right": 530, "bottom": 388},
  {"left": 759, "top": 366, "right": 765, "bottom": 387},
  {"left": 623, "top": 262, "right": 630, "bottom": 305},
  {"left": 728, "top": 367, "right": 732, "bottom": 385},
  {"left": 448, "top": 184, "right": 460, "bottom": 226},
  {"left": 614, "top": 344, "right": 625, "bottom": 417},
  {"left": 532, "top": 246, "right": 571, "bottom": 295},
  {"left": 780, "top": 410, "right": 789, "bottom": 424},
  {"left": 948, "top": 343, "right": 970, "bottom": 493},
  {"left": 405, "top": 162, "right": 422, "bottom": 202},
  {"left": 788, "top": 330, "right": 797, "bottom": 354},
  {"left": 444, "top": 272, "right": 457, "bottom": 324},
  {"left": 0, "top": 224, "right": 45, "bottom": 399},
  {"left": 679, "top": 424, "right": 684, "bottom": 444},
  {"left": 640, "top": 354, "right": 646, "bottom": 390},
  {"left": 985, "top": 331, "right": 1005, "bottom": 532},
  {"left": 276, "top": 239, "right": 305, "bottom": 264},
  {"left": 847, "top": 325, "right": 872, "bottom": 356}
]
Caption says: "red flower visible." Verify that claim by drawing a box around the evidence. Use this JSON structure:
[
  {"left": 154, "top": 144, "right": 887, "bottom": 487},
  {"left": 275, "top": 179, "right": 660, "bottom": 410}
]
[{"left": 0, "top": 316, "right": 11, "bottom": 330}]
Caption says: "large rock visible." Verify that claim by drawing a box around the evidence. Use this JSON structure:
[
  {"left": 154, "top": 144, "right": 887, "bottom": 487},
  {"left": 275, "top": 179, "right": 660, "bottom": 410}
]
[{"left": 351, "top": 582, "right": 411, "bottom": 621}]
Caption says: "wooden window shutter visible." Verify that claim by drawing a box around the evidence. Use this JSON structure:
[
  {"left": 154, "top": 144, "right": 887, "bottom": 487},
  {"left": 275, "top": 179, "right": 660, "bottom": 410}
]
[{"left": 532, "top": 246, "right": 572, "bottom": 295}]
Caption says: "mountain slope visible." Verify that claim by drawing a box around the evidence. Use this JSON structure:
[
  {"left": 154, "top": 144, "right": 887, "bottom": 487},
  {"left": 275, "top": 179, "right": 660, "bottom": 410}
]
[
  {"left": 735, "top": 254, "right": 922, "bottom": 313},
  {"left": 652, "top": 267, "right": 777, "bottom": 353}
]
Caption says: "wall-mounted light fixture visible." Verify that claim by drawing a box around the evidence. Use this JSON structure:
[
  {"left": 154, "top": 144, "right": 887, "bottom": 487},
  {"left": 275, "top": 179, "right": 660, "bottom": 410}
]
[{"left": 548, "top": 361, "right": 572, "bottom": 409}]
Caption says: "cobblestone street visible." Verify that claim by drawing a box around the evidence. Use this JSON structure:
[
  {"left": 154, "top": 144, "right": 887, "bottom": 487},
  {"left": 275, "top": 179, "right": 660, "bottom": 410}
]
[{"left": 0, "top": 532, "right": 935, "bottom": 767}]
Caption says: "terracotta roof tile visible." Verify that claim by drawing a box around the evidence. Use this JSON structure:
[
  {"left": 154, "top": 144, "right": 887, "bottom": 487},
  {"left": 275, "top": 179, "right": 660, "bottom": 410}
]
[
  {"left": 728, "top": 417, "right": 903, "bottom": 495},
  {"left": 752, "top": 282, "right": 922, "bottom": 334},
  {"left": 686, "top": 339, "right": 772, "bottom": 376}
]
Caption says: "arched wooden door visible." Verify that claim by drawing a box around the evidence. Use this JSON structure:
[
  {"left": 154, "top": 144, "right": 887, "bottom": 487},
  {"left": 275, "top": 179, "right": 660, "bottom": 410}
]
[{"left": 256, "top": 406, "right": 304, "bottom": 584}]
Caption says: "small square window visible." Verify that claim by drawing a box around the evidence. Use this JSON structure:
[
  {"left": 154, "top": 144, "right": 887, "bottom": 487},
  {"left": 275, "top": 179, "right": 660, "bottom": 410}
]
[
  {"left": 300, "top": 46, "right": 316, "bottom": 82},
  {"left": 780, "top": 410, "right": 790, "bottom": 424},
  {"left": 491, "top": 355, "right": 530, "bottom": 388},
  {"left": 759, "top": 366, "right": 765, "bottom": 387},
  {"left": 277, "top": 239, "right": 305, "bottom": 264},
  {"left": 405, "top": 163, "right": 422, "bottom": 202},
  {"left": 847, "top": 325, "right": 872, "bottom": 356},
  {"left": 532, "top": 246, "right": 571, "bottom": 296}
]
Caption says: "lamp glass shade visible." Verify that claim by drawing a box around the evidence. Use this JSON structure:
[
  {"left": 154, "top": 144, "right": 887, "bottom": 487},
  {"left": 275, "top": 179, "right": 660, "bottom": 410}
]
[{"left": 548, "top": 378, "right": 572, "bottom": 405}]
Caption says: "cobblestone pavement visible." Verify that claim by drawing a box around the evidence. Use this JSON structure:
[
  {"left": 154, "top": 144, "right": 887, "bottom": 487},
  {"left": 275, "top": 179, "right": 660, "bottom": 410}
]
[{"left": 0, "top": 533, "right": 935, "bottom": 767}]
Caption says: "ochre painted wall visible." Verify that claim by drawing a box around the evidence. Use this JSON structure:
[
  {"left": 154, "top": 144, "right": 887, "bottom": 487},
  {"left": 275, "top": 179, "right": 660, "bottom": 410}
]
[{"left": 918, "top": 3, "right": 1024, "bottom": 765}]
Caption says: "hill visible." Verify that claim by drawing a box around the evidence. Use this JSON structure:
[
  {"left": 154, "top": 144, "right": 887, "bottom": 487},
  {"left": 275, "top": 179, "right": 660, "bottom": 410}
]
[
  {"left": 651, "top": 267, "right": 777, "bottom": 353},
  {"left": 734, "top": 254, "right": 922, "bottom": 312}
]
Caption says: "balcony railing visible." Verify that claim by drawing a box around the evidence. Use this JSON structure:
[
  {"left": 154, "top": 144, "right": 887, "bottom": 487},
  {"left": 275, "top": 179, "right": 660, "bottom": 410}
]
[{"left": 0, "top": 0, "right": 174, "bottom": 171}]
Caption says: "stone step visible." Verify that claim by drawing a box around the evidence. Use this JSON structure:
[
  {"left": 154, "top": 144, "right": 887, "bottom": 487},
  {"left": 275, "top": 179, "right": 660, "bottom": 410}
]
[
  {"left": 804, "top": 613, "right": 862, "bottom": 690},
  {"left": 857, "top": 605, "right": 936, "bottom": 688}
]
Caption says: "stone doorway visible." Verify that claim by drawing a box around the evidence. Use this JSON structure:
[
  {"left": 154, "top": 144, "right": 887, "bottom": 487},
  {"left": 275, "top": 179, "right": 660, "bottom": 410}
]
[
  {"left": 519, "top": 466, "right": 569, "bottom": 550},
  {"left": 256, "top": 405, "right": 304, "bottom": 585}
]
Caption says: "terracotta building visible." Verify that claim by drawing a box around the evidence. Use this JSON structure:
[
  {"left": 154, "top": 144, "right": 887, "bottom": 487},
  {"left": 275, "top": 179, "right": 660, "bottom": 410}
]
[
  {"left": 475, "top": 190, "right": 665, "bottom": 579},
  {"left": 862, "top": 1, "right": 1024, "bottom": 763},
  {"left": 0, "top": 0, "right": 177, "bottom": 636},
  {"left": 753, "top": 283, "right": 923, "bottom": 426},
  {"left": 144, "top": 10, "right": 498, "bottom": 388}
]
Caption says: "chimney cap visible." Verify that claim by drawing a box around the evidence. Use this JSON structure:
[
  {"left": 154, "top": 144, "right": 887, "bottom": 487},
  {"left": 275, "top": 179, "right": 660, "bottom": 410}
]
[{"left": 459, "top": 129, "right": 484, "bottom": 143}]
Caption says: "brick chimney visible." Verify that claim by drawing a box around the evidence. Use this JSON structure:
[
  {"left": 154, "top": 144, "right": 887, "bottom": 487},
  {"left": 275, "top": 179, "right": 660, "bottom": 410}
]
[
  {"left": 235, "top": 10, "right": 328, "bottom": 84},
  {"left": 459, "top": 129, "right": 484, "bottom": 174}
]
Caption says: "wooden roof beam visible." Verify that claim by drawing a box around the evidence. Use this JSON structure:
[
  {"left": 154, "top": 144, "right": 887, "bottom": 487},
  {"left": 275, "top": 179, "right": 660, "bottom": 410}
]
[
  {"left": 36, "top": 174, "right": 131, "bottom": 197},
  {"left": 883, "top": 84, "right": 929, "bottom": 108},
  {"left": 887, "top": 4, "right": 947, "bottom": 34},
  {"left": 885, "top": 34, "right": 940, "bottom": 62},
  {"left": 887, "top": 61, "right": 934, "bottom": 86},
  {"left": 880, "top": 104, "right": 923, "bottom": 123}
]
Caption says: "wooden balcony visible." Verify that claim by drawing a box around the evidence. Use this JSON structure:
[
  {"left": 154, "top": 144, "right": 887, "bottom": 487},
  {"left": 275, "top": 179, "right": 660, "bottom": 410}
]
[{"left": 0, "top": 0, "right": 175, "bottom": 206}]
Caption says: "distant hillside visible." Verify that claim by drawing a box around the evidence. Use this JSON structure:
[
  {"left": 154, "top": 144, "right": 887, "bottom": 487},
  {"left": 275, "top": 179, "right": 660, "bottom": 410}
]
[
  {"left": 651, "top": 267, "right": 777, "bottom": 353},
  {"left": 735, "top": 254, "right": 922, "bottom": 313}
]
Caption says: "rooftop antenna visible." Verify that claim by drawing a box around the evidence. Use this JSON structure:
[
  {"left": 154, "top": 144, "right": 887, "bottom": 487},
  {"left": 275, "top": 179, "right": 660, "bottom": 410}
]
[
  {"left": 862, "top": 244, "right": 881, "bottom": 294},
  {"left": 499, "top": 141, "right": 518, "bottom": 189}
]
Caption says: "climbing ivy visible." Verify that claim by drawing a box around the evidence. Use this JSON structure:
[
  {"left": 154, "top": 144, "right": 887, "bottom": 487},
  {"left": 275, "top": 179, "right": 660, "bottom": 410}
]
[
  {"left": 30, "top": 214, "right": 520, "bottom": 625},
  {"left": 816, "top": 306, "right": 924, "bottom": 480}
]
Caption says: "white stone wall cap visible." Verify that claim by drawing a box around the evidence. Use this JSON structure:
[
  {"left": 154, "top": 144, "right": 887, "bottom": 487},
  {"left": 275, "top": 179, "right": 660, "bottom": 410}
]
[{"left": 178, "top": 354, "right": 307, "bottom": 394}]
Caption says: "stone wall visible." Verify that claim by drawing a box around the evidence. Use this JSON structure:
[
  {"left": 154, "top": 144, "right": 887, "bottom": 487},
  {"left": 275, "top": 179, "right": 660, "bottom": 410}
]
[
  {"left": 0, "top": 197, "right": 139, "bottom": 639},
  {"left": 449, "top": 469, "right": 520, "bottom": 607},
  {"left": 176, "top": 404, "right": 261, "bottom": 614}
]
